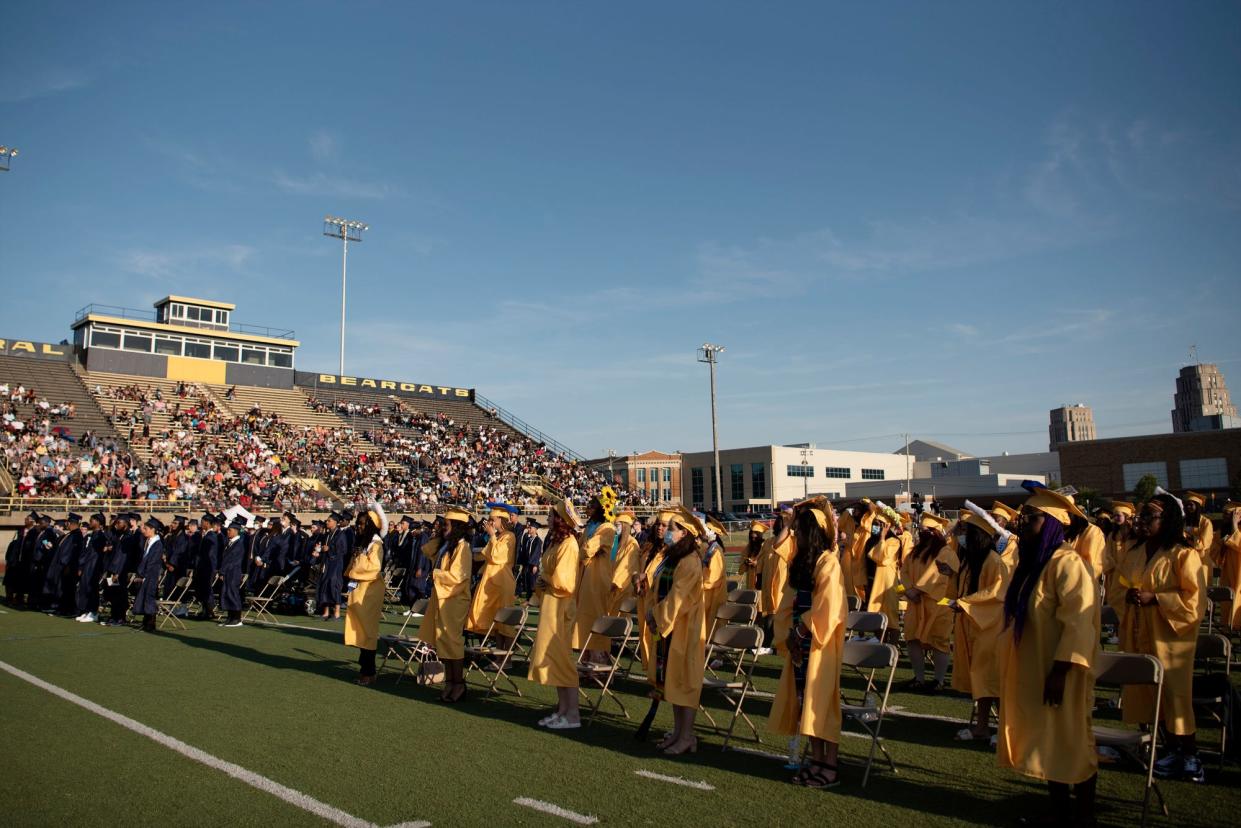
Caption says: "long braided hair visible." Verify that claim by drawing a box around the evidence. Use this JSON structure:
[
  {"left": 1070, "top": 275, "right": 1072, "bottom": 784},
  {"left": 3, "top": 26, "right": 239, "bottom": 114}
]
[{"left": 1003, "top": 515, "right": 1066, "bottom": 642}]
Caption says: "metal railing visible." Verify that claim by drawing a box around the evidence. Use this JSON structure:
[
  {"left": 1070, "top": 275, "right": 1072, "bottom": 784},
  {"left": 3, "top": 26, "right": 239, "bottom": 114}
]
[
  {"left": 474, "top": 393, "right": 584, "bottom": 461},
  {"left": 73, "top": 304, "right": 296, "bottom": 340}
]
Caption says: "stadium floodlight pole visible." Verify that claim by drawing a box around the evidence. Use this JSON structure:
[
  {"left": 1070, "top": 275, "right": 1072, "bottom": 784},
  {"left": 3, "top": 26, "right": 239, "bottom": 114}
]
[
  {"left": 697, "top": 343, "right": 725, "bottom": 513},
  {"left": 0, "top": 146, "right": 19, "bottom": 172},
  {"left": 606, "top": 449, "right": 616, "bottom": 484},
  {"left": 322, "top": 215, "right": 368, "bottom": 376}
]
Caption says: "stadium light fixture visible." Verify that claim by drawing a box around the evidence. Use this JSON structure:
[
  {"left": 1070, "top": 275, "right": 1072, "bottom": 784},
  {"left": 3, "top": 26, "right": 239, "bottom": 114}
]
[
  {"left": 323, "top": 215, "right": 369, "bottom": 375},
  {"left": 696, "top": 343, "right": 725, "bottom": 512},
  {"left": 0, "top": 145, "right": 18, "bottom": 172}
]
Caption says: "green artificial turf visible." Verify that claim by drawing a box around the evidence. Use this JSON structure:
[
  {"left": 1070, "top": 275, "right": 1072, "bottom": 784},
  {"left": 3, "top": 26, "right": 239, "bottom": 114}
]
[{"left": 1, "top": 605, "right": 1237, "bottom": 827}]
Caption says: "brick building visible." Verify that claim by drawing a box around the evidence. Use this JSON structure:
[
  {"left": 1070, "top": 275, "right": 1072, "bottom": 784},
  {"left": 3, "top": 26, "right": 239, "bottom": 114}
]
[
  {"left": 1058, "top": 428, "right": 1241, "bottom": 500},
  {"left": 590, "top": 450, "right": 683, "bottom": 505}
]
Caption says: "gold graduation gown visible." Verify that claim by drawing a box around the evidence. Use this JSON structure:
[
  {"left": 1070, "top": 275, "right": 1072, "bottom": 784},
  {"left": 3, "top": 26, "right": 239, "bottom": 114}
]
[
  {"left": 651, "top": 552, "right": 706, "bottom": 707},
  {"left": 769, "top": 551, "right": 846, "bottom": 741},
  {"left": 996, "top": 534, "right": 1019, "bottom": 577},
  {"left": 465, "top": 530, "right": 516, "bottom": 636},
  {"left": 997, "top": 544, "right": 1098, "bottom": 785},
  {"left": 1218, "top": 528, "right": 1241, "bottom": 629},
  {"left": 844, "top": 511, "right": 875, "bottom": 602},
  {"left": 1189, "top": 514, "right": 1215, "bottom": 567},
  {"left": 607, "top": 534, "right": 641, "bottom": 615},
  {"left": 764, "top": 535, "right": 796, "bottom": 655},
  {"left": 701, "top": 541, "right": 728, "bottom": 639},
  {"left": 1074, "top": 523, "right": 1106, "bottom": 583},
  {"left": 637, "top": 546, "right": 664, "bottom": 687},
  {"left": 900, "top": 542, "right": 960, "bottom": 652},
  {"left": 1117, "top": 542, "right": 1206, "bottom": 735},
  {"left": 866, "top": 536, "right": 901, "bottom": 632},
  {"left": 343, "top": 538, "right": 385, "bottom": 651},
  {"left": 951, "top": 551, "right": 1009, "bottom": 700},
  {"left": 417, "top": 537, "right": 472, "bottom": 660},
  {"left": 573, "top": 522, "right": 616, "bottom": 650},
  {"left": 738, "top": 544, "right": 762, "bottom": 590},
  {"left": 529, "top": 536, "right": 580, "bottom": 687}
]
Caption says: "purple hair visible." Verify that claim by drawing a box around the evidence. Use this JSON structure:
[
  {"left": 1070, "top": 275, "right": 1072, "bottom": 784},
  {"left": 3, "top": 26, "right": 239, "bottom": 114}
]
[{"left": 1003, "top": 515, "right": 1067, "bottom": 642}]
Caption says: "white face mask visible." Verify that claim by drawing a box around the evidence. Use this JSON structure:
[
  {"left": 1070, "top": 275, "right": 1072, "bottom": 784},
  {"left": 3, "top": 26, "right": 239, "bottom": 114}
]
[{"left": 955, "top": 533, "right": 967, "bottom": 548}]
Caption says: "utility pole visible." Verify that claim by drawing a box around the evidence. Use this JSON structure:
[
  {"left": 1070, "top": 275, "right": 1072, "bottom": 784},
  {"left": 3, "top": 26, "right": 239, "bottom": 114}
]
[
  {"left": 697, "top": 343, "right": 725, "bottom": 513},
  {"left": 904, "top": 432, "right": 911, "bottom": 511}
]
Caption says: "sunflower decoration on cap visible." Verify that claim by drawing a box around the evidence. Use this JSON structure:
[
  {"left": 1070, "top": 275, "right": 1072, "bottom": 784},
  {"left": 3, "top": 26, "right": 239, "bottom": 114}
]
[{"left": 597, "top": 485, "right": 619, "bottom": 523}]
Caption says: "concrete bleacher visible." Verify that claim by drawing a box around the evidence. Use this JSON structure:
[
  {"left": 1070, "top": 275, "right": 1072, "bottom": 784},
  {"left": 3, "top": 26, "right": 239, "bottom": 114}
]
[
  {"left": 81, "top": 371, "right": 227, "bottom": 464},
  {"left": 300, "top": 386, "right": 523, "bottom": 441},
  {"left": 206, "top": 383, "right": 384, "bottom": 458},
  {"left": 0, "top": 355, "right": 126, "bottom": 447}
]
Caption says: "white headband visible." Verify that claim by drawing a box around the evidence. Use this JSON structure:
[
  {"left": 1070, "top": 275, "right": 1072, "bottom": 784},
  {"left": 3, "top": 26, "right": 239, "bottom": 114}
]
[{"left": 1153, "top": 486, "right": 1185, "bottom": 516}]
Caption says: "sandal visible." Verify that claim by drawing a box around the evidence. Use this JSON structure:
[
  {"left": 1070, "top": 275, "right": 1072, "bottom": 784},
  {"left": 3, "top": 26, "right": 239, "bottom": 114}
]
[
  {"left": 790, "top": 765, "right": 812, "bottom": 786},
  {"left": 802, "top": 762, "right": 840, "bottom": 789}
]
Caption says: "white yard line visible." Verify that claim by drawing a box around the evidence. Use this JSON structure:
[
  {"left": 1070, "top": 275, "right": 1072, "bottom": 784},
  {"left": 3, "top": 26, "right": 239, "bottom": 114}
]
[
  {"left": 0, "top": 659, "right": 429, "bottom": 828},
  {"left": 633, "top": 769, "right": 715, "bottom": 790},
  {"left": 885, "top": 704, "right": 970, "bottom": 724},
  {"left": 512, "top": 797, "right": 598, "bottom": 825}
]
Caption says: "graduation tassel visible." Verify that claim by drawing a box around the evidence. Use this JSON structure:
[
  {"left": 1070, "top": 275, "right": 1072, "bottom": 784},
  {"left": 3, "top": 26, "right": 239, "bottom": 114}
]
[{"left": 635, "top": 694, "right": 660, "bottom": 741}]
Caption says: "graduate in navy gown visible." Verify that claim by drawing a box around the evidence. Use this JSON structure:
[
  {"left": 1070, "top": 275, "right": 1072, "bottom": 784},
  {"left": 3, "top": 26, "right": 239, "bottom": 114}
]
[
  {"left": 219, "top": 515, "right": 249, "bottom": 627},
  {"left": 193, "top": 513, "right": 221, "bottom": 620},
  {"left": 3, "top": 512, "right": 34, "bottom": 606},
  {"left": 317, "top": 512, "right": 349, "bottom": 620},
  {"left": 131, "top": 516, "right": 167, "bottom": 631},
  {"left": 74, "top": 513, "right": 108, "bottom": 623}
]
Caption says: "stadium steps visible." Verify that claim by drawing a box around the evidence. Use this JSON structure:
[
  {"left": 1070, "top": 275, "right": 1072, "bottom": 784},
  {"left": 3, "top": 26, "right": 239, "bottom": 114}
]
[
  {"left": 205, "top": 383, "right": 384, "bottom": 459},
  {"left": 80, "top": 371, "right": 223, "bottom": 465},
  {"left": 0, "top": 355, "right": 127, "bottom": 447}
]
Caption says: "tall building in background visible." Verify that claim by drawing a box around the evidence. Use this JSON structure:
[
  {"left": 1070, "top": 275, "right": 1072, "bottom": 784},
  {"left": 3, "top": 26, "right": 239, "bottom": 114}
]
[
  {"left": 1172, "top": 363, "right": 1238, "bottom": 432},
  {"left": 1049, "top": 404, "right": 1096, "bottom": 451}
]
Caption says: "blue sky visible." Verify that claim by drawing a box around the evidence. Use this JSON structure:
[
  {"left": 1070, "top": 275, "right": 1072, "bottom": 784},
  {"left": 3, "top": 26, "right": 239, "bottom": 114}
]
[{"left": 2, "top": 1, "right": 1240, "bottom": 459}]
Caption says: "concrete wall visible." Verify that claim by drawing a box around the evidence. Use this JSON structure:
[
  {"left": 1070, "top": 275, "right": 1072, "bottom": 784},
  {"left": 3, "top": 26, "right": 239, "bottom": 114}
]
[
  {"left": 225, "top": 362, "right": 294, "bottom": 389},
  {"left": 85, "top": 348, "right": 167, "bottom": 378}
]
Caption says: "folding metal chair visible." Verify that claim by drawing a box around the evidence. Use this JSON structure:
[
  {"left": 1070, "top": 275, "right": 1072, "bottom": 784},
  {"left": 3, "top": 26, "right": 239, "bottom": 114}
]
[
  {"left": 708, "top": 601, "right": 757, "bottom": 643},
  {"left": 576, "top": 615, "right": 632, "bottom": 724},
  {"left": 846, "top": 610, "right": 888, "bottom": 640},
  {"left": 382, "top": 567, "right": 406, "bottom": 614},
  {"left": 840, "top": 640, "right": 899, "bottom": 787},
  {"left": 726, "top": 588, "right": 758, "bottom": 606},
  {"left": 1205, "top": 585, "right": 1234, "bottom": 636},
  {"left": 847, "top": 595, "right": 862, "bottom": 612},
  {"left": 1193, "top": 633, "right": 1233, "bottom": 770},
  {"left": 378, "top": 598, "right": 436, "bottom": 684},
  {"left": 466, "top": 605, "right": 529, "bottom": 697},
  {"left": 156, "top": 575, "right": 194, "bottom": 630},
  {"left": 1092, "top": 651, "right": 1167, "bottom": 827},
  {"left": 1100, "top": 605, "right": 1121, "bottom": 650},
  {"left": 612, "top": 596, "right": 642, "bottom": 679},
  {"left": 243, "top": 574, "right": 288, "bottom": 624},
  {"left": 699, "top": 623, "right": 765, "bottom": 749}
]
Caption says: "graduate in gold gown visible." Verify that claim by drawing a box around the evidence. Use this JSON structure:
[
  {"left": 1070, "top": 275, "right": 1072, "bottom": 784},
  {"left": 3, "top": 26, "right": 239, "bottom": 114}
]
[
  {"left": 636, "top": 510, "right": 673, "bottom": 688},
  {"left": 343, "top": 503, "right": 388, "bottom": 686},
  {"left": 899, "top": 512, "right": 958, "bottom": 692},
  {"left": 643, "top": 506, "right": 707, "bottom": 755},
  {"left": 1183, "top": 491, "right": 1215, "bottom": 566},
  {"left": 990, "top": 501, "right": 1020, "bottom": 575},
  {"left": 573, "top": 493, "right": 617, "bottom": 661},
  {"left": 761, "top": 505, "right": 796, "bottom": 654},
  {"left": 465, "top": 503, "right": 519, "bottom": 643},
  {"left": 701, "top": 515, "right": 729, "bottom": 639},
  {"left": 1102, "top": 500, "right": 1138, "bottom": 611},
  {"left": 1117, "top": 491, "right": 1208, "bottom": 782},
  {"left": 950, "top": 501, "right": 1012, "bottom": 740},
  {"left": 737, "top": 521, "right": 766, "bottom": 590},
  {"left": 1068, "top": 508, "right": 1107, "bottom": 583},
  {"left": 416, "top": 506, "right": 475, "bottom": 702},
  {"left": 1216, "top": 502, "right": 1241, "bottom": 630},
  {"left": 842, "top": 501, "right": 874, "bottom": 603},
  {"left": 864, "top": 507, "right": 901, "bottom": 637},
  {"left": 768, "top": 496, "right": 845, "bottom": 788},
  {"left": 606, "top": 509, "right": 641, "bottom": 617},
  {"left": 531, "top": 498, "right": 584, "bottom": 729},
  {"left": 997, "top": 487, "right": 1098, "bottom": 825}
]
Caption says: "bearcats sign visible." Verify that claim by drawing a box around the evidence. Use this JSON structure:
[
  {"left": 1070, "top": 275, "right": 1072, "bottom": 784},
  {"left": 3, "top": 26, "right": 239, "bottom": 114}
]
[
  {"left": 295, "top": 371, "right": 473, "bottom": 401},
  {"left": 0, "top": 339, "right": 70, "bottom": 360}
]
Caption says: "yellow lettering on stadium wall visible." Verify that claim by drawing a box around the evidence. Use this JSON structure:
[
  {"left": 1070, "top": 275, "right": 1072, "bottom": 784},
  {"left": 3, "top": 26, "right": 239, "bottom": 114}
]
[
  {"left": 0, "top": 338, "right": 68, "bottom": 359},
  {"left": 297, "top": 371, "right": 474, "bottom": 401}
]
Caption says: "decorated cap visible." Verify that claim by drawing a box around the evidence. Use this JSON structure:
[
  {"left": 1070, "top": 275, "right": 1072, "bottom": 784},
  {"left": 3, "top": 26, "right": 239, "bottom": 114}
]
[
  {"left": 552, "top": 498, "right": 583, "bottom": 531},
  {"left": 486, "top": 501, "right": 520, "bottom": 520},
  {"left": 960, "top": 511, "right": 996, "bottom": 537},
  {"left": 705, "top": 515, "right": 728, "bottom": 538},
  {"left": 656, "top": 509, "right": 677, "bottom": 525},
  {"left": 990, "top": 502, "right": 1020, "bottom": 522},
  {"left": 444, "top": 506, "right": 472, "bottom": 524},
  {"left": 749, "top": 520, "right": 768, "bottom": 535},
  {"left": 670, "top": 505, "right": 706, "bottom": 538},
  {"left": 615, "top": 509, "right": 636, "bottom": 525},
  {"left": 1185, "top": 491, "right": 1206, "bottom": 506},
  {"left": 1110, "top": 500, "right": 1136, "bottom": 517},
  {"left": 919, "top": 513, "right": 951, "bottom": 532},
  {"left": 1024, "top": 488, "right": 1076, "bottom": 526},
  {"left": 596, "top": 485, "right": 619, "bottom": 522}
]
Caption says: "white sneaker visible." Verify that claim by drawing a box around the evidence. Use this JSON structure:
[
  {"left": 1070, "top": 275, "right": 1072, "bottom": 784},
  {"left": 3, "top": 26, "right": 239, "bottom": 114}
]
[
  {"left": 538, "top": 713, "right": 561, "bottom": 727},
  {"left": 222, "top": 621, "right": 243, "bottom": 628},
  {"left": 546, "top": 716, "right": 581, "bottom": 730},
  {"left": 75, "top": 613, "right": 89, "bottom": 622},
  {"left": 755, "top": 647, "right": 774, "bottom": 656},
  {"left": 403, "top": 610, "right": 414, "bottom": 617}
]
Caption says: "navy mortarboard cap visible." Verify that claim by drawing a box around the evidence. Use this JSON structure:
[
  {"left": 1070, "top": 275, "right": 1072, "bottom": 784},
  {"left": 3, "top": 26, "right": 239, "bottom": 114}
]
[
  {"left": 227, "top": 515, "right": 248, "bottom": 530},
  {"left": 54, "top": 520, "right": 66, "bottom": 529},
  {"left": 311, "top": 519, "right": 325, "bottom": 528},
  {"left": 66, "top": 512, "right": 82, "bottom": 523},
  {"left": 27, "top": 510, "right": 40, "bottom": 521},
  {"left": 340, "top": 507, "right": 355, "bottom": 520},
  {"left": 38, "top": 513, "right": 52, "bottom": 522},
  {"left": 127, "top": 511, "right": 142, "bottom": 521},
  {"left": 215, "top": 513, "right": 228, "bottom": 526},
  {"left": 144, "top": 516, "right": 165, "bottom": 532},
  {"left": 328, "top": 511, "right": 344, "bottom": 522},
  {"left": 199, "top": 512, "right": 215, "bottom": 525},
  {"left": 90, "top": 512, "right": 106, "bottom": 525},
  {"left": 1021, "top": 480, "right": 1047, "bottom": 493},
  {"left": 173, "top": 514, "right": 188, "bottom": 523},
  {"left": 399, "top": 515, "right": 415, "bottom": 526},
  {"left": 282, "top": 511, "right": 296, "bottom": 521}
]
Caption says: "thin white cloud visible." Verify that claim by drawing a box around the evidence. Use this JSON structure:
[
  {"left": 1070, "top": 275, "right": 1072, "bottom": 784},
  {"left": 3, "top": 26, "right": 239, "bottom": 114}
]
[
  {"left": 117, "top": 244, "right": 256, "bottom": 281},
  {"left": 950, "top": 323, "right": 979, "bottom": 338},
  {"left": 0, "top": 67, "right": 91, "bottom": 103},
  {"left": 272, "top": 170, "right": 398, "bottom": 199},
  {"left": 308, "top": 130, "right": 337, "bottom": 162}
]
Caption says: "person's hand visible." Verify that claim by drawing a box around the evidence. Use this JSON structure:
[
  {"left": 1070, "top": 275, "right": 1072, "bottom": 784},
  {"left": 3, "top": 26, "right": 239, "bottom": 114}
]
[
  {"left": 950, "top": 600, "right": 963, "bottom": 613},
  {"left": 1136, "top": 590, "right": 1156, "bottom": 606},
  {"left": 935, "top": 561, "right": 954, "bottom": 577},
  {"left": 1043, "top": 661, "right": 1070, "bottom": 707},
  {"left": 905, "top": 586, "right": 922, "bottom": 603},
  {"left": 645, "top": 609, "right": 656, "bottom": 629},
  {"left": 1231, "top": 510, "right": 1240, "bottom": 531}
]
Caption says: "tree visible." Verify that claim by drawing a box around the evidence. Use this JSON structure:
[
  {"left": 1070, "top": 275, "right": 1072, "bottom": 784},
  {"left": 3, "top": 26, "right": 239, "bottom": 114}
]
[
  {"left": 1075, "top": 486, "right": 1101, "bottom": 513},
  {"left": 1133, "top": 474, "right": 1158, "bottom": 504}
]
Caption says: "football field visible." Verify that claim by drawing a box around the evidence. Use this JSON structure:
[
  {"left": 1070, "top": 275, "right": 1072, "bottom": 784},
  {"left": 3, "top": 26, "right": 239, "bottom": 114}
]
[{"left": 0, "top": 606, "right": 1235, "bottom": 827}]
